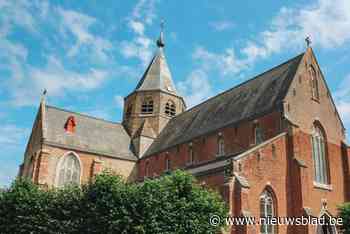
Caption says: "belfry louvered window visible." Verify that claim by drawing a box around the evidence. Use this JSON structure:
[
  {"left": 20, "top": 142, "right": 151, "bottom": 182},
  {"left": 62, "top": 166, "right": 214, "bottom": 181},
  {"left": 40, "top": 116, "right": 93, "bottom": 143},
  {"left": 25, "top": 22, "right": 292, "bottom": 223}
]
[
  {"left": 312, "top": 126, "right": 328, "bottom": 185},
  {"left": 260, "top": 190, "right": 275, "bottom": 234},
  {"left": 165, "top": 100, "right": 176, "bottom": 117},
  {"left": 141, "top": 98, "right": 153, "bottom": 114},
  {"left": 57, "top": 153, "right": 81, "bottom": 187}
]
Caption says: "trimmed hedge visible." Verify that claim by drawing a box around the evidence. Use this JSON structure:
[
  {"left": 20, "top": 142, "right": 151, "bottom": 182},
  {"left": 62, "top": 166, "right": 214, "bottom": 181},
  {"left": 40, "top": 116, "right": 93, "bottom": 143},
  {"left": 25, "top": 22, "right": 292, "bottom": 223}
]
[{"left": 0, "top": 170, "right": 227, "bottom": 234}]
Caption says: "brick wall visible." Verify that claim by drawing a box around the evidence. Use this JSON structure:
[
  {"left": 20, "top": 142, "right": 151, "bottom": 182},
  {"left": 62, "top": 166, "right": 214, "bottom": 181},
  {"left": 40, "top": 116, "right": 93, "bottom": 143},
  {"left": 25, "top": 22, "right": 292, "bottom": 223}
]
[{"left": 138, "top": 111, "right": 283, "bottom": 179}]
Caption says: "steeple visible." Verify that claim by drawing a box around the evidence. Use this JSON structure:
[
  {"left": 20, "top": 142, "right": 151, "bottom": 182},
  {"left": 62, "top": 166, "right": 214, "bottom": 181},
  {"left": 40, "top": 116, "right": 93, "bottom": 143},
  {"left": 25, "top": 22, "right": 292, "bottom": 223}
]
[
  {"left": 133, "top": 21, "right": 178, "bottom": 96},
  {"left": 122, "top": 22, "right": 186, "bottom": 142}
]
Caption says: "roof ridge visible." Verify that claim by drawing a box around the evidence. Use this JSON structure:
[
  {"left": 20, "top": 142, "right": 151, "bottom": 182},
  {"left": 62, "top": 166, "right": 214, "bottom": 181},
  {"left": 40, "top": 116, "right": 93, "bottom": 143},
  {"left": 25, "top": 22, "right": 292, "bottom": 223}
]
[
  {"left": 45, "top": 105, "right": 122, "bottom": 125},
  {"left": 172, "top": 52, "right": 305, "bottom": 120}
]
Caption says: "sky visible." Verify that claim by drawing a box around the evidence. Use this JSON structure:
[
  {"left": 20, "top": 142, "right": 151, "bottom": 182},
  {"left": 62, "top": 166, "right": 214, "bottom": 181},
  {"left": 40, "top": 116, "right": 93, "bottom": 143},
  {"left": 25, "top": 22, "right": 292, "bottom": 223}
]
[{"left": 0, "top": 0, "right": 350, "bottom": 187}]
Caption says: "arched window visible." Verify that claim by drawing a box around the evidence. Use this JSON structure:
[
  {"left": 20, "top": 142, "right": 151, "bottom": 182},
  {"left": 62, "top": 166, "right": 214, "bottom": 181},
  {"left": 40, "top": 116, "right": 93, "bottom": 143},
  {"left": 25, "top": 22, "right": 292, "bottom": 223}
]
[
  {"left": 310, "top": 66, "right": 320, "bottom": 100},
  {"left": 165, "top": 157, "right": 171, "bottom": 171},
  {"left": 141, "top": 98, "right": 153, "bottom": 114},
  {"left": 217, "top": 136, "right": 225, "bottom": 156},
  {"left": 260, "top": 189, "right": 275, "bottom": 234},
  {"left": 255, "top": 124, "right": 264, "bottom": 145},
  {"left": 312, "top": 125, "right": 328, "bottom": 185},
  {"left": 145, "top": 161, "right": 150, "bottom": 178},
  {"left": 188, "top": 144, "right": 194, "bottom": 164},
  {"left": 56, "top": 153, "right": 81, "bottom": 187},
  {"left": 165, "top": 100, "right": 176, "bottom": 117}
]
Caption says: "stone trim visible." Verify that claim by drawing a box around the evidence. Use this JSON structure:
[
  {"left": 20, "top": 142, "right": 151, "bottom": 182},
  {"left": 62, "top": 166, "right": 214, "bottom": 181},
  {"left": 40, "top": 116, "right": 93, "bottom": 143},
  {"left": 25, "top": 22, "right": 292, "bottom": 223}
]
[
  {"left": 233, "top": 132, "right": 287, "bottom": 161},
  {"left": 43, "top": 141, "right": 137, "bottom": 162}
]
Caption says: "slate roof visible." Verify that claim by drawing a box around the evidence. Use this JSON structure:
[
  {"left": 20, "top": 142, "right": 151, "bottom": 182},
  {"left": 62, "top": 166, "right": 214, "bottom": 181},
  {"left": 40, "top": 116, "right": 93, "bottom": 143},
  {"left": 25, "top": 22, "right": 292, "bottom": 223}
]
[
  {"left": 145, "top": 53, "right": 305, "bottom": 157},
  {"left": 134, "top": 48, "right": 178, "bottom": 96},
  {"left": 43, "top": 105, "right": 137, "bottom": 161}
]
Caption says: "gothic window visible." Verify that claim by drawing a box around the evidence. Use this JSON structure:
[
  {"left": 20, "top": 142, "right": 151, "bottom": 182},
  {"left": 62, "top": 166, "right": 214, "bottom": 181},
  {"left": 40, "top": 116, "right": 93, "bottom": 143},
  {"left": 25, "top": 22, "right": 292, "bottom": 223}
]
[
  {"left": 165, "top": 100, "right": 176, "bottom": 117},
  {"left": 260, "top": 189, "right": 275, "bottom": 234},
  {"left": 145, "top": 161, "right": 150, "bottom": 177},
  {"left": 56, "top": 153, "right": 81, "bottom": 187},
  {"left": 141, "top": 98, "right": 154, "bottom": 114},
  {"left": 165, "top": 157, "right": 171, "bottom": 171},
  {"left": 312, "top": 125, "right": 328, "bottom": 185},
  {"left": 189, "top": 144, "right": 194, "bottom": 164},
  {"left": 254, "top": 124, "right": 264, "bottom": 145},
  {"left": 217, "top": 136, "right": 225, "bottom": 156},
  {"left": 310, "top": 66, "right": 320, "bottom": 100}
]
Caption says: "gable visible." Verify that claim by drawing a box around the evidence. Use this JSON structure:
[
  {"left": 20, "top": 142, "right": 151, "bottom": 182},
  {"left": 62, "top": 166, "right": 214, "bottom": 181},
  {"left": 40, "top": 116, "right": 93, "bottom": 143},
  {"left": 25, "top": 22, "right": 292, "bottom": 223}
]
[
  {"left": 283, "top": 48, "right": 345, "bottom": 143},
  {"left": 145, "top": 53, "right": 304, "bottom": 156}
]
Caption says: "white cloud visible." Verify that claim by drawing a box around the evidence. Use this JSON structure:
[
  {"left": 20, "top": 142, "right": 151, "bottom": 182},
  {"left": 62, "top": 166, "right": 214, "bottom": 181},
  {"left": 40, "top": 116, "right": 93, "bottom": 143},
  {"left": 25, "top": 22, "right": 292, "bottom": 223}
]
[
  {"left": 131, "top": 0, "right": 159, "bottom": 25},
  {"left": 114, "top": 95, "right": 124, "bottom": 109},
  {"left": 242, "top": 0, "right": 350, "bottom": 62},
  {"left": 57, "top": 7, "right": 113, "bottom": 61},
  {"left": 178, "top": 70, "right": 213, "bottom": 107},
  {"left": 120, "top": 0, "right": 160, "bottom": 66},
  {"left": 0, "top": 125, "right": 29, "bottom": 146},
  {"left": 209, "top": 20, "right": 235, "bottom": 31},
  {"left": 10, "top": 56, "right": 108, "bottom": 107},
  {"left": 0, "top": 124, "right": 29, "bottom": 187},
  {"left": 193, "top": 47, "right": 248, "bottom": 76},
  {"left": 128, "top": 20, "right": 145, "bottom": 35},
  {"left": 335, "top": 74, "right": 350, "bottom": 125}
]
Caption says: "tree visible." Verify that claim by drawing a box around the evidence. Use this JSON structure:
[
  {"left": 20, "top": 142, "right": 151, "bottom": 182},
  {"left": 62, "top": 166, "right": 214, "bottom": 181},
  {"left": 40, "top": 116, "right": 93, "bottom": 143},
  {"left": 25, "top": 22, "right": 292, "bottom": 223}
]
[
  {"left": 0, "top": 170, "right": 228, "bottom": 234},
  {"left": 339, "top": 203, "right": 350, "bottom": 234}
]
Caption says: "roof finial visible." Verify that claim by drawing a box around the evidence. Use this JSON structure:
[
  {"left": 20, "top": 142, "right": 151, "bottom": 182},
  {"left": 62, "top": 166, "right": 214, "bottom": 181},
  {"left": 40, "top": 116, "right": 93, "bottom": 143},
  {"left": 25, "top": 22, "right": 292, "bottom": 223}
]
[
  {"left": 305, "top": 36, "right": 311, "bottom": 48},
  {"left": 41, "top": 88, "right": 47, "bottom": 102},
  {"left": 156, "top": 19, "right": 165, "bottom": 48}
]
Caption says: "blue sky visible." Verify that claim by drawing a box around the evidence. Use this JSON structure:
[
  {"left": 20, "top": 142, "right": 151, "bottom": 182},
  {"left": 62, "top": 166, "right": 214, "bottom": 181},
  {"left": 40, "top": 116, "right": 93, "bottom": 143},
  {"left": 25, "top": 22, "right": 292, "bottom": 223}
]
[{"left": 0, "top": 0, "right": 350, "bottom": 187}]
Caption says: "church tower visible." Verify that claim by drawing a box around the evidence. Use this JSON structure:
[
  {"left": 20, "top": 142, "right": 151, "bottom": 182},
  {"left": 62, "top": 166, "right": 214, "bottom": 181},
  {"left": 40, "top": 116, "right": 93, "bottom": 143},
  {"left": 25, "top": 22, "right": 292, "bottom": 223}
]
[{"left": 122, "top": 24, "right": 186, "bottom": 157}]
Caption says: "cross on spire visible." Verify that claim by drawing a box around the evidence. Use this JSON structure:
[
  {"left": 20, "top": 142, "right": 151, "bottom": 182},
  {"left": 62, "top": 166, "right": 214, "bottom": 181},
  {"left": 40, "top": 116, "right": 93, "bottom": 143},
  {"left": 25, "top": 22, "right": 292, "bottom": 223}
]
[
  {"left": 156, "top": 19, "right": 165, "bottom": 48},
  {"left": 305, "top": 36, "right": 311, "bottom": 47}
]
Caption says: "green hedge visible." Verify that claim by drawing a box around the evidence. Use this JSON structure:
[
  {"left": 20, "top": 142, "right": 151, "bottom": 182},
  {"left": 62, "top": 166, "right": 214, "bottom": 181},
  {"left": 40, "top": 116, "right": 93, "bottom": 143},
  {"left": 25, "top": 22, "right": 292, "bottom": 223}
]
[{"left": 0, "top": 170, "right": 227, "bottom": 234}]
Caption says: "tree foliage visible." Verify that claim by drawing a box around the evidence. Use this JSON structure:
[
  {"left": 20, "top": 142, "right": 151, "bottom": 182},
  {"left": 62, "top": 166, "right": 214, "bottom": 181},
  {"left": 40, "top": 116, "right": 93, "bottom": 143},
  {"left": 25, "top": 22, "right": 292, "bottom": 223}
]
[
  {"left": 339, "top": 203, "right": 350, "bottom": 234},
  {"left": 0, "top": 170, "right": 227, "bottom": 234}
]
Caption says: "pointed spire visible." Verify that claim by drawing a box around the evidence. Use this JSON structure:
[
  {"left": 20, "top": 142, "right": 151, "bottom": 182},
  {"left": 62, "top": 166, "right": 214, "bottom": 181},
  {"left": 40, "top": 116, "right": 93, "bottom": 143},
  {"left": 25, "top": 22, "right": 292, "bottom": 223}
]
[
  {"left": 305, "top": 36, "right": 312, "bottom": 48},
  {"left": 40, "top": 88, "right": 47, "bottom": 139},
  {"left": 41, "top": 89, "right": 47, "bottom": 104},
  {"left": 156, "top": 20, "right": 165, "bottom": 48}
]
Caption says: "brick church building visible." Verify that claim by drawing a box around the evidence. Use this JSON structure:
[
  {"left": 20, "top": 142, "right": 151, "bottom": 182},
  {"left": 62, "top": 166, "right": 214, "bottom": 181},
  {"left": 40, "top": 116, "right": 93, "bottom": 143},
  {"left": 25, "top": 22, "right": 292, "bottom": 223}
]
[{"left": 19, "top": 31, "right": 350, "bottom": 234}]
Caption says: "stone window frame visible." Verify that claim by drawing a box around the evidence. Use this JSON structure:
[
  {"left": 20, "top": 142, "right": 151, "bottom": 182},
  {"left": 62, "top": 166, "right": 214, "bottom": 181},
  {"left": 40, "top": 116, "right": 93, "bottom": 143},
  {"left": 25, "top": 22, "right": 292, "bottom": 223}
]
[
  {"left": 260, "top": 188, "right": 277, "bottom": 234},
  {"left": 55, "top": 151, "right": 82, "bottom": 187},
  {"left": 311, "top": 123, "right": 330, "bottom": 186}
]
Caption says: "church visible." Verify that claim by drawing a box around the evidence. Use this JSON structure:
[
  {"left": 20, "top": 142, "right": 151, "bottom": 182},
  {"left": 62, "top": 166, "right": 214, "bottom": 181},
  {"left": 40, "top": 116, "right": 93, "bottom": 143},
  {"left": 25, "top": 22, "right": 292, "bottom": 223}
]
[{"left": 19, "top": 29, "right": 350, "bottom": 234}]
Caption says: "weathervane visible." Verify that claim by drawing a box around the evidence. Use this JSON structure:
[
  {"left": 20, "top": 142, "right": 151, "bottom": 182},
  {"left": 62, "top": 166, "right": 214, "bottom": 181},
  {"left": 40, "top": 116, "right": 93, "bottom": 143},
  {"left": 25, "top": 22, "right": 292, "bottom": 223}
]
[
  {"left": 305, "top": 36, "right": 311, "bottom": 47},
  {"left": 156, "top": 19, "right": 165, "bottom": 48}
]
